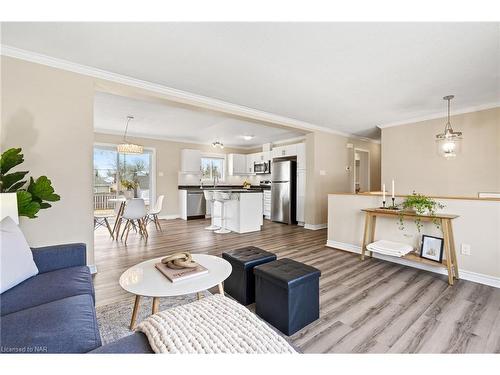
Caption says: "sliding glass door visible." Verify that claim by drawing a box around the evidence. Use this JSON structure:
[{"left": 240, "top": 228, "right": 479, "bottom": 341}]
[{"left": 93, "top": 144, "right": 154, "bottom": 211}]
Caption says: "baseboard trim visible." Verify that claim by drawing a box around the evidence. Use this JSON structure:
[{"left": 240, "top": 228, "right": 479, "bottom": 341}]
[
  {"left": 304, "top": 223, "right": 327, "bottom": 230},
  {"left": 158, "top": 214, "right": 180, "bottom": 220},
  {"left": 88, "top": 264, "right": 97, "bottom": 275},
  {"left": 326, "top": 240, "right": 500, "bottom": 289}
]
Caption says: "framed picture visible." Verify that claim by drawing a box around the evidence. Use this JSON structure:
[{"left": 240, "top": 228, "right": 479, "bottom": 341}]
[{"left": 420, "top": 235, "right": 444, "bottom": 263}]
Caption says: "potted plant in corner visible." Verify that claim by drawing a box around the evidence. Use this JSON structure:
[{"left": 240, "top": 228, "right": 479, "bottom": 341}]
[
  {"left": 397, "top": 192, "right": 444, "bottom": 232},
  {"left": 0, "top": 148, "right": 60, "bottom": 219}
]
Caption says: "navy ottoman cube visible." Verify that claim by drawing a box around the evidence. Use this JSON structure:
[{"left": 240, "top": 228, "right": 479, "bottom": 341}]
[
  {"left": 254, "top": 258, "right": 321, "bottom": 336},
  {"left": 222, "top": 247, "right": 277, "bottom": 305}
]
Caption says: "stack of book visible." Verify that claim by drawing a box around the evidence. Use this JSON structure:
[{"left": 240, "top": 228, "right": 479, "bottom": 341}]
[
  {"left": 366, "top": 240, "right": 414, "bottom": 258},
  {"left": 155, "top": 261, "right": 208, "bottom": 283}
]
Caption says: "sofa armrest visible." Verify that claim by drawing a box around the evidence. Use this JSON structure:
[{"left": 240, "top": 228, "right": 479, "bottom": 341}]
[{"left": 31, "top": 243, "right": 87, "bottom": 274}]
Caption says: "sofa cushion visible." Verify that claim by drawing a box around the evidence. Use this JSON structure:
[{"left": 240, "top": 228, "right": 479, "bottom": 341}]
[
  {"left": 0, "top": 217, "right": 39, "bottom": 294},
  {"left": 0, "top": 266, "right": 94, "bottom": 316},
  {"left": 89, "top": 332, "right": 154, "bottom": 354},
  {"left": 0, "top": 294, "right": 102, "bottom": 353}
]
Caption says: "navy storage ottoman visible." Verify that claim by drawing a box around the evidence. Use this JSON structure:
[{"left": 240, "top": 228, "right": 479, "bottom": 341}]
[
  {"left": 254, "top": 258, "right": 321, "bottom": 336},
  {"left": 222, "top": 247, "right": 277, "bottom": 305}
]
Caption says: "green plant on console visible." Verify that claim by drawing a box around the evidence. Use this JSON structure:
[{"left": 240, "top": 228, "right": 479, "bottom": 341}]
[
  {"left": 397, "top": 192, "right": 444, "bottom": 232},
  {"left": 0, "top": 148, "right": 60, "bottom": 218}
]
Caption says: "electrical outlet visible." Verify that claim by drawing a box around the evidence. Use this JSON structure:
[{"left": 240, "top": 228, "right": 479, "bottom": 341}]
[{"left": 461, "top": 244, "right": 471, "bottom": 256}]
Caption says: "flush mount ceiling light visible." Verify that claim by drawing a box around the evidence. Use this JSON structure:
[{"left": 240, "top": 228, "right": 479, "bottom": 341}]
[
  {"left": 242, "top": 135, "right": 254, "bottom": 141},
  {"left": 117, "top": 115, "right": 143, "bottom": 154},
  {"left": 211, "top": 140, "right": 224, "bottom": 149},
  {"left": 436, "top": 95, "right": 463, "bottom": 159}
]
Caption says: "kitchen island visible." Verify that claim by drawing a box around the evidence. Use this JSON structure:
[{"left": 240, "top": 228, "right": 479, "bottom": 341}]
[{"left": 208, "top": 189, "right": 263, "bottom": 233}]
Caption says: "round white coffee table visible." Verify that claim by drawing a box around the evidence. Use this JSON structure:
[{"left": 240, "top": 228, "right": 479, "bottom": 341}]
[{"left": 119, "top": 254, "right": 232, "bottom": 329}]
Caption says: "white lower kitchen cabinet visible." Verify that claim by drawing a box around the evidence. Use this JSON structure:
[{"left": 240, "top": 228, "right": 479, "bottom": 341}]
[
  {"left": 263, "top": 190, "right": 271, "bottom": 219},
  {"left": 212, "top": 192, "right": 263, "bottom": 233}
]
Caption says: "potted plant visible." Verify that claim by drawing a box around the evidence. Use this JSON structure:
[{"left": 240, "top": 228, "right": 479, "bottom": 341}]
[
  {"left": 0, "top": 148, "right": 60, "bottom": 219},
  {"left": 121, "top": 179, "right": 138, "bottom": 199},
  {"left": 397, "top": 192, "right": 444, "bottom": 232}
]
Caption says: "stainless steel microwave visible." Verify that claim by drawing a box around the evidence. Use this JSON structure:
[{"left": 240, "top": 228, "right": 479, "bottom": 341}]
[{"left": 254, "top": 160, "right": 271, "bottom": 174}]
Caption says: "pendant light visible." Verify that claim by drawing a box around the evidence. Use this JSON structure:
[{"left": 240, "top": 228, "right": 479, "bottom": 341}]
[
  {"left": 211, "top": 140, "right": 224, "bottom": 149},
  {"left": 436, "top": 95, "right": 462, "bottom": 159},
  {"left": 117, "top": 115, "right": 143, "bottom": 154}
]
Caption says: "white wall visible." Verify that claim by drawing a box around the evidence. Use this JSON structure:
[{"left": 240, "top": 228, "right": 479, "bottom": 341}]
[
  {"left": 1, "top": 56, "right": 95, "bottom": 264},
  {"left": 305, "top": 131, "right": 381, "bottom": 226},
  {"left": 381, "top": 107, "right": 500, "bottom": 197}
]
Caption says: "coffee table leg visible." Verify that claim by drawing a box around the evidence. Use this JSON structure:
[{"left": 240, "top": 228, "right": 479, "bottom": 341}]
[
  {"left": 197, "top": 292, "right": 203, "bottom": 300},
  {"left": 130, "top": 295, "right": 141, "bottom": 330},
  {"left": 218, "top": 283, "right": 224, "bottom": 296},
  {"left": 152, "top": 297, "right": 160, "bottom": 314}
]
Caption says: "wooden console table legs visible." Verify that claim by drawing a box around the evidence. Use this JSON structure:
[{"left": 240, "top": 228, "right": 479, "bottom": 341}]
[
  {"left": 441, "top": 218, "right": 459, "bottom": 285},
  {"left": 361, "top": 213, "right": 376, "bottom": 260},
  {"left": 359, "top": 209, "right": 459, "bottom": 286}
]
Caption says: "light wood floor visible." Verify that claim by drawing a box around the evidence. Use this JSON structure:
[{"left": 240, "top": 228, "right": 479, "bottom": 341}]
[{"left": 93, "top": 218, "right": 500, "bottom": 353}]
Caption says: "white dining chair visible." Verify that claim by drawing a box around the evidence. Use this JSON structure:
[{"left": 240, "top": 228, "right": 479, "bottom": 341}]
[
  {"left": 146, "top": 195, "right": 164, "bottom": 231},
  {"left": 120, "top": 198, "right": 148, "bottom": 244}
]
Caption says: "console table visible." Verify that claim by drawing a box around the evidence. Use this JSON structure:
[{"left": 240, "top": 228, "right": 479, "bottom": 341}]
[{"left": 360, "top": 208, "right": 459, "bottom": 285}]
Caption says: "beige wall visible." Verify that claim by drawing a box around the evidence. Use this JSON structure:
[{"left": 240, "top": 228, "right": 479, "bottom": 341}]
[
  {"left": 94, "top": 133, "right": 256, "bottom": 217},
  {"left": 381, "top": 107, "right": 500, "bottom": 197},
  {"left": 1, "top": 56, "right": 96, "bottom": 264},
  {"left": 305, "top": 131, "right": 381, "bottom": 225}
]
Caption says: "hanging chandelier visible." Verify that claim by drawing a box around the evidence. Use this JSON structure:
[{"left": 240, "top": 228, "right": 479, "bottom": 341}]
[
  {"left": 435, "top": 95, "right": 463, "bottom": 159},
  {"left": 117, "top": 115, "right": 143, "bottom": 154},
  {"left": 211, "top": 140, "right": 224, "bottom": 149}
]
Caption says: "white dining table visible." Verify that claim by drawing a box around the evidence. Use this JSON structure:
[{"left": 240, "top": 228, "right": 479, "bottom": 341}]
[{"left": 108, "top": 197, "right": 127, "bottom": 239}]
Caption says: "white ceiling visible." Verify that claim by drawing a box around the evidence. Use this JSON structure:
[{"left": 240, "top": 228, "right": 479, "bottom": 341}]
[
  {"left": 94, "top": 92, "right": 305, "bottom": 148},
  {"left": 2, "top": 22, "right": 499, "bottom": 139}
]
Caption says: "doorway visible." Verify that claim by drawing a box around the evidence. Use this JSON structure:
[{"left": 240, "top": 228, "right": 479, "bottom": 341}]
[{"left": 353, "top": 148, "right": 370, "bottom": 193}]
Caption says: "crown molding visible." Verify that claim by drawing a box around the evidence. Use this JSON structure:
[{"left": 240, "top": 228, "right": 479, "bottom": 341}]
[
  {"left": 377, "top": 102, "right": 500, "bottom": 129},
  {"left": 0, "top": 44, "right": 384, "bottom": 143},
  {"left": 94, "top": 129, "right": 259, "bottom": 151}
]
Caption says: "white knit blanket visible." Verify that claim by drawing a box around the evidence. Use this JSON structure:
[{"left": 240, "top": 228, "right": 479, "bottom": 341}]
[{"left": 136, "top": 294, "right": 296, "bottom": 354}]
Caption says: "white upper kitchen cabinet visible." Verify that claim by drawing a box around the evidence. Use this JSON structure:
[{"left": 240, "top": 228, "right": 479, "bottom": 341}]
[
  {"left": 246, "top": 153, "right": 257, "bottom": 174},
  {"left": 180, "top": 149, "right": 201, "bottom": 173},
  {"left": 272, "top": 144, "right": 298, "bottom": 158},
  {"left": 296, "top": 143, "right": 306, "bottom": 170},
  {"left": 227, "top": 153, "right": 248, "bottom": 175}
]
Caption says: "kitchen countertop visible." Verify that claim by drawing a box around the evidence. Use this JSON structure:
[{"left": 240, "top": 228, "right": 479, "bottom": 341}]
[{"left": 178, "top": 185, "right": 269, "bottom": 192}]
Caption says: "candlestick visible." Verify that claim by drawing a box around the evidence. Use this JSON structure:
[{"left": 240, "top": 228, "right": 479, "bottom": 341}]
[
  {"left": 382, "top": 200, "right": 386, "bottom": 208},
  {"left": 392, "top": 197, "right": 396, "bottom": 209}
]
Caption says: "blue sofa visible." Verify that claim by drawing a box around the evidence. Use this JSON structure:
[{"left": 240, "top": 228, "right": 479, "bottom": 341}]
[
  {"left": 0, "top": 243, "right": 102, "bottom": 353},
  {"left": 0, "top": 242, "right": 153, "bottom": 354}
]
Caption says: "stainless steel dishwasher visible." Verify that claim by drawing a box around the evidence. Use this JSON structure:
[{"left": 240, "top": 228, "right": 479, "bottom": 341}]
[{"left": 186, "top": 190, "right": 206, "bottom": 219}]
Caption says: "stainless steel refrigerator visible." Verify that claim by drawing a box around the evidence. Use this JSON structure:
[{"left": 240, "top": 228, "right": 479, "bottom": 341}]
[{"left": 271, "top": 160, "right": 297, "bottom": 224}]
